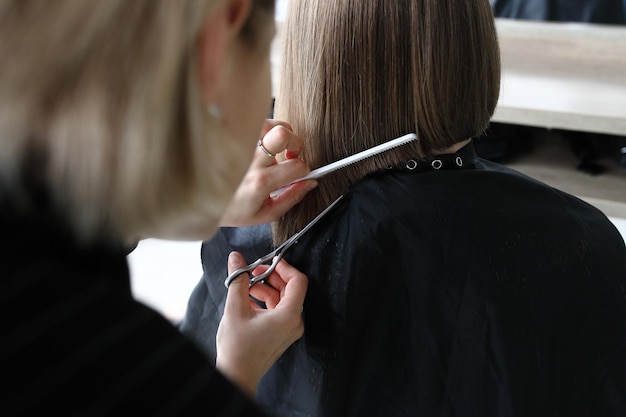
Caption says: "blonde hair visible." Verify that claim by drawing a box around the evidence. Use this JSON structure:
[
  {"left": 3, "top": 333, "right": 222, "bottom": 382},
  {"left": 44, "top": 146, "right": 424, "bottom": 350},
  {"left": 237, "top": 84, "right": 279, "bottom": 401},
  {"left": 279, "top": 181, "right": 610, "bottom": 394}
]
[
  {"left": 273, "top": 0, "right": 500, "bottom": 243},
  {"left": 0, "top": 0, "right": 273, "bottom": 243}
]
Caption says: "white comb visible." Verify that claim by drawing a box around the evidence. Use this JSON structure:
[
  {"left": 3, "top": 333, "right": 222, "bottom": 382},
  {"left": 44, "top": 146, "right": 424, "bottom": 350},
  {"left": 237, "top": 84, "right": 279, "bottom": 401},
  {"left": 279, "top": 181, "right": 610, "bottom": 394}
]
[{"left": 271, "top": 132, "right": 417, "bottom": 197}]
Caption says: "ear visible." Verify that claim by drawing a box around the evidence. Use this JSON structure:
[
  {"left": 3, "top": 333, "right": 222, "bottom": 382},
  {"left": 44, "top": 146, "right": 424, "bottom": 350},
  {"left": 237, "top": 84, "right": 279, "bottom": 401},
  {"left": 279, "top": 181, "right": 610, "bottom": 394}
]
[
  {"left": 196, "top": 0, "right": 252, "bottom": 104},
  {"left": 225, "top": 0, "right": 252, "bottom": 35}
]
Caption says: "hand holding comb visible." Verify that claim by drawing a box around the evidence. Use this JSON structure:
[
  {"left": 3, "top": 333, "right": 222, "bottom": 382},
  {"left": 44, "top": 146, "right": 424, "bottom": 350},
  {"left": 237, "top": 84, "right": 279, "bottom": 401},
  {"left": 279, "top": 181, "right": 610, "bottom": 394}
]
[{"left": 270, "top": 132, "right": 417, "bottom": 197}]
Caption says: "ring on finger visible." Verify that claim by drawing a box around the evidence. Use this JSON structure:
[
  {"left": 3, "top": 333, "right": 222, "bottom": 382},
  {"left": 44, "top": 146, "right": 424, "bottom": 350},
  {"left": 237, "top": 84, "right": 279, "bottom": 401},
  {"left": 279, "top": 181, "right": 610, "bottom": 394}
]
[{"left": 257, "top": 139, "right": 275, "bottom": 158}]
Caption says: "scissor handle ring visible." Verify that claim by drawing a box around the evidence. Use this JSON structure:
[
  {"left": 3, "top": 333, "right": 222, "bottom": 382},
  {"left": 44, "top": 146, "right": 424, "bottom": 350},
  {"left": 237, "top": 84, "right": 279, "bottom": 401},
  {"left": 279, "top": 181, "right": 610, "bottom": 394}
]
[{"left": 224, "top": 267, "right": 252, "bottom": 288}]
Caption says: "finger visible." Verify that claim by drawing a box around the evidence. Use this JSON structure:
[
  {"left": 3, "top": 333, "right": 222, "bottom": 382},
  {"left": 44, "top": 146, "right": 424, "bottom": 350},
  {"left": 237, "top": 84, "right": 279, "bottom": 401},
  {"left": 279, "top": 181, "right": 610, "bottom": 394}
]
[
  {"left": 271, "top": 259, "right": 308, "bottom": 312},
  {"left": 277, "top": 126, "right": 305, "bottom": 159},
  {"left": 263, "top": 272, "right": 286, "bottom": 294},
  {"left": 263, "top": 259, "right": 295, "bottom": 293},
  {"left": 223, "top": 252, "right": 252, "bottom": 316},
  {"left": 246, "top": 179, "right": 317, "bottom": 225},
  {"left": 249, "top": 283, "right": 281, "bottom": 309},
  {"left": 254, "top": 125, "right": 304, "bottom": 168},
  {"left": 269, "top": 178, "right": 318, "bottom": 209},
  {"left": 260, "top": 119, "right": 293, "bottom": 137},
  {"left": 248, "top": 293, "right": 269, "bottom": 310},
  {"left": 260, "top": 158, "right": 311, "bottom": 192}
]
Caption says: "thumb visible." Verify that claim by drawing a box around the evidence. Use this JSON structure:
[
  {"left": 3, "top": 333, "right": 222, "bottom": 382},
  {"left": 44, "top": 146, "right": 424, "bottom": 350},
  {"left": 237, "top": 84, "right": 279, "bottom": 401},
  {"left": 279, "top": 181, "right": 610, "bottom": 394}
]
[
  {"left": 271, "top": 180, "right": 318, "bottom": 212},
  {"left": 224, "top": 251, "right": 251, "bottom": 315}
]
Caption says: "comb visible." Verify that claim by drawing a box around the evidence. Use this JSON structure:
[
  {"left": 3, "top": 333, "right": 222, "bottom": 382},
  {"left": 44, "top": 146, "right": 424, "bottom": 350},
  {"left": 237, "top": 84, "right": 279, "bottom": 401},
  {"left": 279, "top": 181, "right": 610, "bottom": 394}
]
[{"left": 271, "top": 132, "right": 417, "bottom": 197}]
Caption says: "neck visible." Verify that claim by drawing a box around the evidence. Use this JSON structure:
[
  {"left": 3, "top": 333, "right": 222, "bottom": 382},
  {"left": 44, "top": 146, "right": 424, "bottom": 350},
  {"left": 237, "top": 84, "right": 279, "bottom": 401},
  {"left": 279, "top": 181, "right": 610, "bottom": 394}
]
[{"left": 432, "top": 138, "right": 471, "bottom": 155}]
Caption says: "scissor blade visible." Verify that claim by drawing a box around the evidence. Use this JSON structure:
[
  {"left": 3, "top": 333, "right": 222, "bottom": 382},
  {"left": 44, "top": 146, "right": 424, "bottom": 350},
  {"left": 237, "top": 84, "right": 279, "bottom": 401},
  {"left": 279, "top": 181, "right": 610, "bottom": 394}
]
[
  {"left": 224, "top": 195, "right": 344, "bottom": 289},
  {"left": 282, "top": 194, "right": 344, "bottom": 247}
]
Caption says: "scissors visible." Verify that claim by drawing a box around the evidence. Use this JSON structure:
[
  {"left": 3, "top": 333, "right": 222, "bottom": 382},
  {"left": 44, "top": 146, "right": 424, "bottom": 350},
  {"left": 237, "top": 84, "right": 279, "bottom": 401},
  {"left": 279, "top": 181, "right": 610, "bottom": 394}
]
[{"left": 224, "top": 195, "right": 344, "bottom": 288}]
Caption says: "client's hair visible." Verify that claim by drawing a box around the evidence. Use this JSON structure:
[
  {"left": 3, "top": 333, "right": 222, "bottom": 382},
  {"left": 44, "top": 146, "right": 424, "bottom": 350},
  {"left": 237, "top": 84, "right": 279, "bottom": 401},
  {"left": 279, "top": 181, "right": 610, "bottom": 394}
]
[{"left": 273, "top": 0, "right": 500, "bottom": 243}]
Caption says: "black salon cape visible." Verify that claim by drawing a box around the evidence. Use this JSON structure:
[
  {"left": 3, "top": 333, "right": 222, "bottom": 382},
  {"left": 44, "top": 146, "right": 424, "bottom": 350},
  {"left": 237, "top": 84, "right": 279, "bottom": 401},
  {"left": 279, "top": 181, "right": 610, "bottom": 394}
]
[{"left": 180, "top": 142, "right": 626, "bottom": 417}]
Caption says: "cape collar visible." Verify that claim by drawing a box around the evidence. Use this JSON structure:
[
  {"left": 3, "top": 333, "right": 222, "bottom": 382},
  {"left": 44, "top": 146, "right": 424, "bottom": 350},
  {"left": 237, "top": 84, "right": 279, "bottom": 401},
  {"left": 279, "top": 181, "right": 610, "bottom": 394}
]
[{"left": 404, "top": 140, "right": 478, "bottom": 172}]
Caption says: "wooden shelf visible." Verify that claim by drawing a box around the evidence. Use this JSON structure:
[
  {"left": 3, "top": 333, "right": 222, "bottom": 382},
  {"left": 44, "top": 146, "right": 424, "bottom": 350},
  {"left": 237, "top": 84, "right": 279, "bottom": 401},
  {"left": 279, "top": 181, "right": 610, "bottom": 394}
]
[{"left": 494, "top": 18, "right": 626, "bottom": 136}]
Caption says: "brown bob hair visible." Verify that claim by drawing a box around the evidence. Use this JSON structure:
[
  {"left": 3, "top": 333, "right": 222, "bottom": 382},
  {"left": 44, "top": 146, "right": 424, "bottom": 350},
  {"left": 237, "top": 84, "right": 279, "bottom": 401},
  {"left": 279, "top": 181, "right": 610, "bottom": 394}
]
[{"left": 273, "top": 0, "right": 500, "bottom": 243}]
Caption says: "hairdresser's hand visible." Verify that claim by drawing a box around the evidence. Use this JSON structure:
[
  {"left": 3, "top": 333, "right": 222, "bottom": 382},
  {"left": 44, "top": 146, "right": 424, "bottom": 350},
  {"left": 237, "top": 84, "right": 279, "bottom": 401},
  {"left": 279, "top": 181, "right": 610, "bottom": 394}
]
[
  {"left": 215, "top": 251, "right": 307, "bottom": 397},
  {"left": 220, "top": 120, "right": 317, "bottom": 226}
]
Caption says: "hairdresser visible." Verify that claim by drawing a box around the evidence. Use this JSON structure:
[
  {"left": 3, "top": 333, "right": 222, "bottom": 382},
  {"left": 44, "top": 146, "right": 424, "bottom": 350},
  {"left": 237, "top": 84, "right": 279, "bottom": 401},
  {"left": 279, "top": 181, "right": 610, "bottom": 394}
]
[{"left": 0, "top": 0, "right": 316, "bottom": 415}]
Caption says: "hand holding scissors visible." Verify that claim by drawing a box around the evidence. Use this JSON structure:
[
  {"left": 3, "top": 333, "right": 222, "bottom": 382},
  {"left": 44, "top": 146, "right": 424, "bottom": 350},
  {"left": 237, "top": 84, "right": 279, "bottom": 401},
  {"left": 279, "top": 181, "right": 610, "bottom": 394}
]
[
  {"left": 224, "top": 195, "right": 344, "bottom": 288},
  {"left": 216, "top": 252, "right": 308, "bottom": 396}
]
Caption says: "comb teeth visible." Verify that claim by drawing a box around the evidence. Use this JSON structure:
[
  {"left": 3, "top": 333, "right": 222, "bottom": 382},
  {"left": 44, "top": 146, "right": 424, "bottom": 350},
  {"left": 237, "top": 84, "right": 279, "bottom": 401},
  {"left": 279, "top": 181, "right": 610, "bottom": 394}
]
[{"left": 270, "top": 132, "right": 417, "bottom": 197}]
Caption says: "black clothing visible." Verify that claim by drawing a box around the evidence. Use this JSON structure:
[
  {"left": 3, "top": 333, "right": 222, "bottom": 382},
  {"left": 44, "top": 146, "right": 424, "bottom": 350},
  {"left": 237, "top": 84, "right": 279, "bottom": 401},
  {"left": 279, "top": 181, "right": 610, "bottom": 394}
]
[
  {"left": 0, "top": 183, "right": 265, "bottom": 416},
  {"left": 181, "top": 142, "right": 626, "bottom": 417},
  {"left": 491, "top": 0, "right": 626, "bottom": 23}
]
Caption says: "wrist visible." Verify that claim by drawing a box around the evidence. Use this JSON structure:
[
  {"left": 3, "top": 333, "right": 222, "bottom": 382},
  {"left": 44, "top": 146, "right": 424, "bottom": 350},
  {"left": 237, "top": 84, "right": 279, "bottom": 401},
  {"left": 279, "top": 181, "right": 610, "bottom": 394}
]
[{"left": 215, "top": 357, "right": 259, "bottom": 398}]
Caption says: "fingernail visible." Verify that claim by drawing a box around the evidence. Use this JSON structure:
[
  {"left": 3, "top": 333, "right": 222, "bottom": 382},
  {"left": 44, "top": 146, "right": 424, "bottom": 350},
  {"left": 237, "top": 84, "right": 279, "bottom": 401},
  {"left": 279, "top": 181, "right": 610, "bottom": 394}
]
[{"left": 228, "top": 252, "right": 241, "bottom": 268}]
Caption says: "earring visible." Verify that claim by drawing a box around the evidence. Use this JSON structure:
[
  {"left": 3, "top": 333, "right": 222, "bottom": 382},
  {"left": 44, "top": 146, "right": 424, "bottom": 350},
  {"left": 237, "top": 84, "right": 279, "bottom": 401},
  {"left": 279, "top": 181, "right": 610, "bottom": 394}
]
[{"left": 208, "top": 104, "right": 223, "bottom": 119}]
